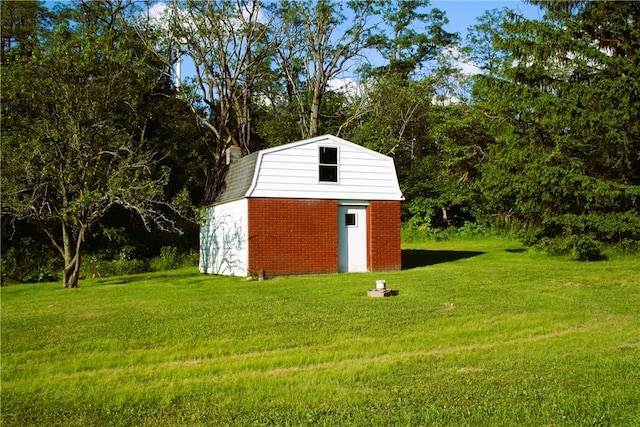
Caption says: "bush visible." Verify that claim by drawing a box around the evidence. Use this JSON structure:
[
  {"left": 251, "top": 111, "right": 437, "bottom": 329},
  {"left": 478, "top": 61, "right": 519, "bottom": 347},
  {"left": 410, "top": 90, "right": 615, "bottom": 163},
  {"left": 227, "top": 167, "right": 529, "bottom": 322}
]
[
  {"left": 534, "top": 235, "right": 606, "bottom": 261},
  {"left": 534, "top": 237, "right": 572, "bottom": 256},
  {"left": 614, "top": 239, "right": 640, "bottom": 256},
  {"left": 149, "top": 246, "right": 180, "bottom": 271},
  {"left": 572, "top": 236, "right": 605, "bottom": 262},
  {"left": 81, "top": 250, "right": 148, "bottom": 279},
  {"left": 1, "top": 239, "right": 60, "bottom": 283},
  {"left": 401, "top": 222, "right": 493, "bottom": 243},
  {"left": 149, "top": 247, "right": 199, "bottom": 272}
]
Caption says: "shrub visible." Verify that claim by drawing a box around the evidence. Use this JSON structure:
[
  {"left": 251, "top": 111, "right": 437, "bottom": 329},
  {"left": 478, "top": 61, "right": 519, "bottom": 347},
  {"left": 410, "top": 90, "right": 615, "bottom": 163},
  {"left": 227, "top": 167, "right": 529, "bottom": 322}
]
[
  {"left": 534, "top": 237, "right": 572, "bottom": 256},
  {"left": 401, "top": 222, "right": 494, "bottom": 243},
  {"left": 149, "top": 246, "right": 180, "bottom": 271},
  {"left": 614, "top": 239, "right": 639, "bottom": 256},
  {"left": 572, "top": 236, "right": 605, "bottom": 262},
  {"left": 1, "top": 239, "right": 60, "bottom": 283},
  {"left": 81, "top": 251, "right": 147, "bottom": 279},
  {"left": 454, "top": 222, "right": 491, "bottom": 239},
  {"left": 534, "top": 235, "right": 606, "bottom": 261},
  {"left": 149, "top": 247, "right": 199, "bottom": 272}
]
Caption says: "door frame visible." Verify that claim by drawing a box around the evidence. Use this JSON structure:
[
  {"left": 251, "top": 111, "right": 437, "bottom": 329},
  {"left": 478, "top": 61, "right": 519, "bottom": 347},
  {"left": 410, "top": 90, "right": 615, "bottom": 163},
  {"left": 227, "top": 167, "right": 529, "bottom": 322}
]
[{"left": 338, "top": 201, "right": 369, "bottom": 272}]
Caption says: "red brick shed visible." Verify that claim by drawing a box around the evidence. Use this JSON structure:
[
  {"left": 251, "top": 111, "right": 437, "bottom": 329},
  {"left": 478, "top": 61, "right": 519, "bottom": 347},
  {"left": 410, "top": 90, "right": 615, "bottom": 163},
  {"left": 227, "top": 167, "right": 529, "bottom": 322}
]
[{"left": 199, "top": 135, "right": 404, "bottom": 277}]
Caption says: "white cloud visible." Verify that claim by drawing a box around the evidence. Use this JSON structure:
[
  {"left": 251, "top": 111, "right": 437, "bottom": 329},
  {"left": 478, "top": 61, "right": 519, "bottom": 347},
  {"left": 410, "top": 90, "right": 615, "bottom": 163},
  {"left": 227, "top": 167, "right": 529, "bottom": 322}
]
[
  {"left": 327, "top": 76, "right": 368, "bottom": 99},
  {"left": 148, "top": 2, "right": 167, "bottom": 19},
  {"left": 456, "top": 59, "right": 482, "bottom": 76},
  {"left": 144, "top": 2, "right": 170, "bottom": 31},
  {"left": 328, "top": 77, "right": 355, "bottom": 92},
  {"left": 441, "top": 46, "right": 482, "bottom": 76}
]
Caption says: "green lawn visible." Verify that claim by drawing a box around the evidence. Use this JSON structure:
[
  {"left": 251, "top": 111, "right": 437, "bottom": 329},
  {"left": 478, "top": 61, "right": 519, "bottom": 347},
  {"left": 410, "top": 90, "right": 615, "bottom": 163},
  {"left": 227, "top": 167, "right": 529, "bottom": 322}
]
[{"left": 2, "top": 238, "right": 639, "bottom": 426}]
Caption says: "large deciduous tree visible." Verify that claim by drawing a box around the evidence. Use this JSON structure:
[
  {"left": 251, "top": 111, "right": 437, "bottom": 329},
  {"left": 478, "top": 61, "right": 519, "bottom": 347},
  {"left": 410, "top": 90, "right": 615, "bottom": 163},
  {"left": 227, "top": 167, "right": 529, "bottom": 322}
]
[
  {"left": 269, "top": 0, "right": 377, "bottom": 139},
  {"left": 472, "top": 1, "right": 640, "bottom": 248},
  {"left": 149, "top": 0, "right": 274, "bottom": 204},
  {"left": 1, "top": 0, "right": 189, "bottom": 287}
]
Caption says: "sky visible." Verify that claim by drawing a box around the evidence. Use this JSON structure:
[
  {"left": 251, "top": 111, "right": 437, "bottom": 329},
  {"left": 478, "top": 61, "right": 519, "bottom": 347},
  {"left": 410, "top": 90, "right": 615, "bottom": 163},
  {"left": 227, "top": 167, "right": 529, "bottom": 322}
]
[
  {"left": 45, "top": 1, "right": 543, "bottom": 85},
  {"left": 45, "top": 0, "right": 542, "bottom": 39},
  {"left": 322, "top": 1, "right": 543, "bottom": 87},
  {"left": 432, "top": 0, "right": 542, "bottom": 39},
  {"left": 151, "top": 1, "right": 544, "bottom": 91}
]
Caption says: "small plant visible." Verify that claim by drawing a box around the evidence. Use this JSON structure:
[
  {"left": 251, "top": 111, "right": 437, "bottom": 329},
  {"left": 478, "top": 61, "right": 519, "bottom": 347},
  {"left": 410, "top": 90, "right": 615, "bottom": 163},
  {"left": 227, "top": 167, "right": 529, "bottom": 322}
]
[
  {"left": 401, "top": 222, "right": 493, "bottom": 243},
  {"left": 80, "top": 252, "right": 147, "bottom": 279}
]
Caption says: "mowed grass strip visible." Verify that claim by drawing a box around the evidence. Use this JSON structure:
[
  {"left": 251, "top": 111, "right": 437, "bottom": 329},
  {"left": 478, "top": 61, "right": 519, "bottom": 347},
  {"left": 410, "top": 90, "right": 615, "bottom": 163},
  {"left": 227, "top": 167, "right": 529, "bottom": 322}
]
[{"left": 2, "top": 238, "right": 639, "bottom": 426}]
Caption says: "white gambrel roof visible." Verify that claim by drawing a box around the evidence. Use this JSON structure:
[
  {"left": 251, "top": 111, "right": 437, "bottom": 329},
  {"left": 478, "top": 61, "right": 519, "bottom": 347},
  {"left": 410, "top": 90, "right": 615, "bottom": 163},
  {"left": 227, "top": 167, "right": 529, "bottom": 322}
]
[
  {"left": 247, "top": 135, "right": 403, "bottom": 201},
  {"left": 213, "top": 135, "right": 403, "bottom": 205}
]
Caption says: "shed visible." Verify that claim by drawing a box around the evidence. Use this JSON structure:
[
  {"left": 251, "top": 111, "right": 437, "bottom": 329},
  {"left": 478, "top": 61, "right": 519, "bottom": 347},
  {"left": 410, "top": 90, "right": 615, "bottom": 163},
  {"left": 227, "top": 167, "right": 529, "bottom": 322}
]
[{"left": 199, "top": 135, "right": 404, "bottom": 277}]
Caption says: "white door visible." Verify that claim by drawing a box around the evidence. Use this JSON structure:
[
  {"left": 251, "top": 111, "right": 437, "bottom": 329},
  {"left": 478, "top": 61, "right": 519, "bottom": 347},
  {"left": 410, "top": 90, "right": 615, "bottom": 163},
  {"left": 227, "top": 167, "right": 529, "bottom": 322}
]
[{"left": 338, "top": 206, "right": 368, "bottom": 272}]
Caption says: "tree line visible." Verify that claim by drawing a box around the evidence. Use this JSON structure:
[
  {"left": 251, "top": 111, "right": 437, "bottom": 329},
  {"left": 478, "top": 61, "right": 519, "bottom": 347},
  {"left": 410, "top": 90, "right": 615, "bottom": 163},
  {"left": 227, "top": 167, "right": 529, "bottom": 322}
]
[{"left": 2, "top": 0, "right": 638, "bottom": 287}]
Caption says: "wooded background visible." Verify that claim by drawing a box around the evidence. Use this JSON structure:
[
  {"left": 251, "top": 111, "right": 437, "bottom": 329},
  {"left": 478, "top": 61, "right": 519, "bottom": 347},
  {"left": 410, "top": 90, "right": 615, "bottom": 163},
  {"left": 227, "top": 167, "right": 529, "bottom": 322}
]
[{"left": 2, "top": 0, "right": 638, "bottom": 286}]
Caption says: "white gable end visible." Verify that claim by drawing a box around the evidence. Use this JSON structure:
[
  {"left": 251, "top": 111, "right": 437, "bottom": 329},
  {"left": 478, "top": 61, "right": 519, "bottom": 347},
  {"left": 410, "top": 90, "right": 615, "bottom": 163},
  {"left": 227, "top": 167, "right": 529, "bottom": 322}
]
[{"left": 246, "top": 135, "right": 403, "bottom": 201}]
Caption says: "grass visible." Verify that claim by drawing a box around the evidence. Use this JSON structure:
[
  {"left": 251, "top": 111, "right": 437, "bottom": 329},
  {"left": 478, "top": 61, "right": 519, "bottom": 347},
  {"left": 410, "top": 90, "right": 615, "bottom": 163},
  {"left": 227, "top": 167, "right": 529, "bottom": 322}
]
[{"left": 2, "top": 238, "right": 639, "bottom": 426}]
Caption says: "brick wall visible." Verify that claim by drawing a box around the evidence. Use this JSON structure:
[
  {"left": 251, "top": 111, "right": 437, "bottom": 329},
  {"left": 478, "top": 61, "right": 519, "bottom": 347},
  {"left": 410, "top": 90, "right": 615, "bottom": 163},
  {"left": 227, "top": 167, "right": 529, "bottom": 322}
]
[
  {"left": 247, "top": 198, "right": 401, "bottom": 276},
  {"left": 248, "top": 198, "right": 338, "bottom": 276},
  {"left": 367, "top": 200, "right": 402, "bottom": 271}
]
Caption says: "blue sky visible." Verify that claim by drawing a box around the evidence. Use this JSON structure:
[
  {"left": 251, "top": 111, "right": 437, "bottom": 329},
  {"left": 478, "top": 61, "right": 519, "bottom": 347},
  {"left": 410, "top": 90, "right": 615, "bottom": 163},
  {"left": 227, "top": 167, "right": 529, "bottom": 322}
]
[
  {"left": 432, "top": 0, "right": 542, "bottom": 39},
  {"left": 42, "top": 1, "right": 543, "bottom": 84},
  {"left": 160, "top": 1, "right": 545, "bottom": 87},
  {"left": 338, "top": 1, "right": 543, "bottom": 81}
]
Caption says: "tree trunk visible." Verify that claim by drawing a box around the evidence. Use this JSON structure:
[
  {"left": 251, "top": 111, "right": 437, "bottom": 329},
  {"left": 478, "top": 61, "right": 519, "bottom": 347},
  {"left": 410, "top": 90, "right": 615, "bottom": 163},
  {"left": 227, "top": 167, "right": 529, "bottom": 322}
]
[
  {"left": 63, "top": 262, "right": 80, "bottom": 288},
  {"left": 309, "top": 82, "right": 322, "bottom": 138},
  {"left": 442, "top": 207, "right": 449, "bottom": 224},
  {"left": 61, "top": 222, "right": 84, "bottom": 288}
]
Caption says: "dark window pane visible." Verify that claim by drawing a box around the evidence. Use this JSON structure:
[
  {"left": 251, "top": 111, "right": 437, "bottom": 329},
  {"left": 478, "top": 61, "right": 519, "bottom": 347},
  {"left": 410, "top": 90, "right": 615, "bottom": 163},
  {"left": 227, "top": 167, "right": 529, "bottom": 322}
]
[
  {"left": 345, "top": 213, "right": 357, "bottom": 226},
  {"left": 319, "top": 165, "right": 338, "bottom": 182},
  {"left": 319, "top": 147, "right": 337, "bottom": 164}
]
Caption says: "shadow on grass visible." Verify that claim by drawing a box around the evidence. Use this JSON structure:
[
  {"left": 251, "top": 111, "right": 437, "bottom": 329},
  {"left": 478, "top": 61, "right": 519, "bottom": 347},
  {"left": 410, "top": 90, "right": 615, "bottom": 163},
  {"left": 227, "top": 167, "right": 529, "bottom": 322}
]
[
  {"left": 92, "top": 271, "right": 202, "bottom": 286},
  {"left": 505, "top": 248, "right": 527, "bottom": 253},
  {"left": 402, "top": 249, "right": 485, "bottom": 270}
]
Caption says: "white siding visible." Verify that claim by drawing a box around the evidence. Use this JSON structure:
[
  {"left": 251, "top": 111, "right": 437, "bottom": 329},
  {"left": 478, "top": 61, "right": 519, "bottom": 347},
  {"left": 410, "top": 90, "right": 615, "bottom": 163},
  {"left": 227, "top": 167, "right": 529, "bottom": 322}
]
[
  {"left": 199, "top": 199, "right": 248, "bottom": 276},
  {"left": 246, "top": 136, "right": 403, "bottom": 200}
]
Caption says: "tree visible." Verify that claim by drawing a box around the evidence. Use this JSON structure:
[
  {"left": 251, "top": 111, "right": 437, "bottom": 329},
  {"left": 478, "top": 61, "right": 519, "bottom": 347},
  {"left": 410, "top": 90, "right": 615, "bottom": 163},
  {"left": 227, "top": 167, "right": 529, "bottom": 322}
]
[
  {"left": 465, "top": 8, "right": 511, "bottom": 77},
  {"left": 364, "top": 0, "right": 457, "bottom": 80},
  {"left": 1, "top": 0, "right": 50, "bottom": 63},
  {"left": 161, "top": 1, "right": 273, "bottom": 156},
  {"left": 471, "top": 1, "right": 640, "bottom": 248},
  {"left": 341, "top": 0, "right": 481, "bottom": 227},
  {"left": 1, "top": 0, "right": 190, "bottom": 287},
  {"left": 142, "top": 0, "right": 276, "bottom": 204},
  {"left": 347, "top": 73, "right": 490, "bottom": 227},
  {"left": 269, "top": 0, "right": 377, "bottom": 138}
]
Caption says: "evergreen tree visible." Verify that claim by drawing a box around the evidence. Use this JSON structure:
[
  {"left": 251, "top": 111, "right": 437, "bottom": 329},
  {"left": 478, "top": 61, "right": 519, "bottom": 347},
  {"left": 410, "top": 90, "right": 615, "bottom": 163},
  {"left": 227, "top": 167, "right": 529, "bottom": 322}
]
[{"left": 472, "top": 1, "right": 640, "bottom": 251}]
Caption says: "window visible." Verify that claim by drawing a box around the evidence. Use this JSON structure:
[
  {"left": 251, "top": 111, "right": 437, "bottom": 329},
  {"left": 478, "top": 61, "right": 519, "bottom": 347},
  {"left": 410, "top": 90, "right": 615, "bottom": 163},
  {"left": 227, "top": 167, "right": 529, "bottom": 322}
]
[
  {"left": 319, "top": 146, "right": 338, "bottom": 182},
  {"left": 345, "top": 213, "right": 357, "bottom": 226}
]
